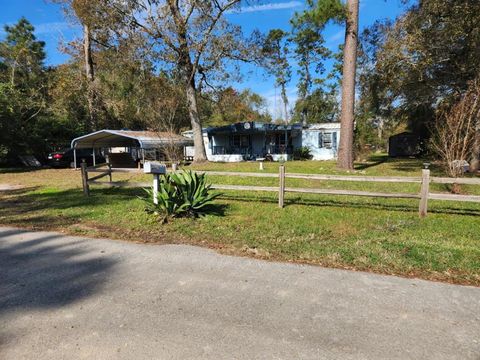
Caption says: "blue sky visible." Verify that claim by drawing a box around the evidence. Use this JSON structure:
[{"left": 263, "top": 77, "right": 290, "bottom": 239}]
[{"left": 1, "top": 0, "right": 407, "bottom": 117}]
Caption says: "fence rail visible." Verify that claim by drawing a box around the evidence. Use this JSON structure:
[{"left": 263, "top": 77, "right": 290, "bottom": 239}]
[
  {"left": 285, "top": 174, "right": 422, "bottom": 183},
  {"left": 430, "top": 177, "right": 480, "bottom": 185},
  {"left": 285, "top": 188, "right": 420, "bottom": 199},
  {"left": 81, "top": 163, "right": 480, "bottom": 217},
  {"left": 80, "top": 161, "right": 112, "bottom": 196}
]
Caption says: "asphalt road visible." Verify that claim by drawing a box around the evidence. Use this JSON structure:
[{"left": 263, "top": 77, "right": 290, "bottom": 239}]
[{"left": 1, "top": 227, "right": 479, "bottom": 359}]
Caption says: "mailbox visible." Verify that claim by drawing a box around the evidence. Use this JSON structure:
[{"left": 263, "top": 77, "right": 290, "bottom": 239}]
[{"left": 143, "top": 161, "right": 167, "bottom": 175}]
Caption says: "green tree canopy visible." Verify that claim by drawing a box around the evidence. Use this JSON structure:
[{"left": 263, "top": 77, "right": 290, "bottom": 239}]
[
  {"left": 359, "top": 0, "right": 480, "bottom": 139},
  {"left": 0, "top": 18, "right": 51, "bottom": 161},
  {"left": 289, "top": 0, "right": 345, "bottom": 124},
  {"left": 204, "top": 87, "right": 270, "bottom": 126},
  {"left": 262, "top": 29, "right": 291, "bottom": 123}
]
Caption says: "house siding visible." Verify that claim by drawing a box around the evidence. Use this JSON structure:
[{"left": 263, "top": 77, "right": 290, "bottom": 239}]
[
  {"left": 186, "top": 123, "right": 341, "bottom": 162},
  {"left": 302, "top": 128, "right": 340, "bottom": 160}
]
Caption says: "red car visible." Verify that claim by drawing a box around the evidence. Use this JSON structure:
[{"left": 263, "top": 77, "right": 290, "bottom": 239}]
[{"left": 47, "top": 148, "right": 104, "bottom": 168}]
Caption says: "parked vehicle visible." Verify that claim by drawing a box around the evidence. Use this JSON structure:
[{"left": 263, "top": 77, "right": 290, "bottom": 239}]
[{"left": 47, "top": 148, "right": 104, "bottom": 168}]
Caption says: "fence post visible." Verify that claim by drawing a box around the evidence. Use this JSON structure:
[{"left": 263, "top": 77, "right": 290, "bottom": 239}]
[
  {"left": 418, "top": 168, "right": 430, "bottom": 218},
  {"left": 278, "top": 164, "right": 285, "bottom": 208},
  {"left": 80, "top": 160, "right": 90, "bottom": 197}
]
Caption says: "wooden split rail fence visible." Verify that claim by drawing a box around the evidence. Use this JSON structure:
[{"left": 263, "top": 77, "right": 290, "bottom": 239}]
[
  {"left": 81, "top": 162, "right": 480, "bottom": 217},
  {"left": 80, "top": 161, "right": 113, "bottom": 196}
]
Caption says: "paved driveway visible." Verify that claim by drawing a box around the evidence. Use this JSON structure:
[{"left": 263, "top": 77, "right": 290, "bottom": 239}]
[{"left": 0, "top": 227, "right": 479, "bottom": 359}]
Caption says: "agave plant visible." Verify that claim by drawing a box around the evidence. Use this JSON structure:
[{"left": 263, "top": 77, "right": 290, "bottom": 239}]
[{"left": 141, "top": 170, "right": 220, "bottom": 222}]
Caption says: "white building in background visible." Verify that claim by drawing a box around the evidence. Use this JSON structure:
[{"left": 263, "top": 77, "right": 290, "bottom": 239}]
[{"left": 183, "top": 122, "right": 341, "bottom": 162}]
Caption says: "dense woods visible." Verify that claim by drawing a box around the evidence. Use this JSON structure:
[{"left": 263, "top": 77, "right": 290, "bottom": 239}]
[{"left": 0, "top": 0, "right": 479, "bottom": 169}]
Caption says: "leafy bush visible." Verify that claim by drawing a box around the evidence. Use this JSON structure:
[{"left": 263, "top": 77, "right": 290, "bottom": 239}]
[
  {"left": 141, "top": 170, "right": 221, "bottom": 222},
  {"left": 293, "top": 146, "right": 313, "bottom": 160},
  {"left": 430, "top": 78, "right": 480, "bottom": 177}
]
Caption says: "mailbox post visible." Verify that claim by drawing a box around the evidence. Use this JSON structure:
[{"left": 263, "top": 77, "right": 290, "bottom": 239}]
[{"left": 143, "top": 162, "right": 167, "bottom": 205}]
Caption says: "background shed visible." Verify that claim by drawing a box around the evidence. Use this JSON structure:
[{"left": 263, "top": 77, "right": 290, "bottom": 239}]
[{"left": 388, "top": 132, "right": 421, "bottom": 157}]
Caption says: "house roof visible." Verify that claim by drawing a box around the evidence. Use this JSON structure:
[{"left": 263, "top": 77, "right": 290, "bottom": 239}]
[
  {"left": 71, "top": 130, "right": 193, "bottom": 149},
  {"left": 307, "top": 123, "right": 341, "bottom": 130},
  {"left": 206, "top": 122, "right": 303, "bottom": 134},
  {"left": 389, "top": 131, "right": 418, "bottom": 139},
  {"left": 201, "top": 121, "right": 342, "bottom": 134}
]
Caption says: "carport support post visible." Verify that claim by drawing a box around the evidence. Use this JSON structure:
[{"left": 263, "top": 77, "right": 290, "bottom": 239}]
[
  {"left": 108, "top": 163, "right": 112, "bottom": 183},
  {"left": 153, "top": 174, "right": 159, "bottom": 205},
  {"left": 73, "top": 148, "right": 77, "bottom": 169},
  {"left": 92, "top": 148, "right": 96, "bottom": 167},
  {"left": 278, "top": 164, "right": 285, "bottom": 208}
]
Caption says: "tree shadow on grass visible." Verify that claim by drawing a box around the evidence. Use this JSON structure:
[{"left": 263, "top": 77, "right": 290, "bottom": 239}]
[
  {"left": 353, "top": 155, "right": 439, "bottom": 175},
  {"left": 0, "top": 167, "right": 45, "bottom": 174},
  {"left": 0, "top": 186, "right": 229, "bottom": 230},
  {"left": 388, "top": 158, "right": 446, "bottom": 175},
  {"left": 218, "top": 193, "right": 480, "bottom": 217},
  {"left": 354, "top": 155, "right": 388, "bottom": 171},
  {"left": 0, "top": 186, "right": 144, "bottom": 228},
  {"left": 200, "top": 203, "right": 228, "bottom": 217},
  {"left": 0, "top": 186, "right": 39, "bottom": 195},
  {"left": 391, "top": 159, "right": 425, "bottom": 173},
  {"left": 0, "top": 226, "right": 117, "bottom": 323},
  {"left": 1, "top": 186, "right": 140, "bottom": 212}
]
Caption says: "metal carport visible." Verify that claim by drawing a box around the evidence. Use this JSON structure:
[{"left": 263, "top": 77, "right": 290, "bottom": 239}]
[{"left": 71, "top": 130, "right": 193, "bottom": 168}]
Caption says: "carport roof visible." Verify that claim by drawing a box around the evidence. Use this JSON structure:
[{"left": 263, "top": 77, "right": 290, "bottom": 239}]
[{"left": 71, "top": 130, "right": 193, "bottom": 149}]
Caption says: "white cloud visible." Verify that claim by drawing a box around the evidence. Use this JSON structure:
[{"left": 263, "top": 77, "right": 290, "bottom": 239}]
[
  {"left": 34, "top": 22, "right": 74, "bottom": 35},
  {"left": 228, "top": 1, "right": 303, "bottom": 14},
  {"left": 0, "top": 21, "right": 76, "bottom": 37}
]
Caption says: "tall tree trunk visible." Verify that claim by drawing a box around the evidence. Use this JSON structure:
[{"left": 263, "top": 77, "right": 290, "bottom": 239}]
[
  {"left": 167, "top": 0, "right": 208, "bottom": 162},
  {"left": 10, "top": 63, "right": 16, "bottom": 86},
  {"left": 337, "top": 0, "right": 359, "bottom": 170},
  {"left": 83, "top": 23, "right": 97, "bottom": 132},
  {"left": 301, "top": 61, "right": 311, "bottom": 126},
  {"left": 281, "top": 84, "right": 289, "bottom": 124},
  {"left": 185, "top": 76, "right": 207, "bottom": 162}
]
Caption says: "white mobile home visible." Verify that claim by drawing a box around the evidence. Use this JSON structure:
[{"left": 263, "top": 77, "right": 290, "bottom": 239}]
[{"left": 184, "top": 122, "right": 340, "bottom": 162}]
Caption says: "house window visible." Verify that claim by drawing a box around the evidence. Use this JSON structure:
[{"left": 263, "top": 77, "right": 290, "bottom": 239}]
[
  {"left": 319, "top": 132, "right": 333, "bottom": 149},
  {"left": 231, "top": 135, "right": 249, "bottom": 148},
  {"left": 266, "top": 133, "right": 289, "bottom": 146}
]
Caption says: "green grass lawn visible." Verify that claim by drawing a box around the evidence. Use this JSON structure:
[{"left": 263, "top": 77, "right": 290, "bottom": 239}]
[{"left": 1, "top": 155, "right": 479, "bottom": 286}]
